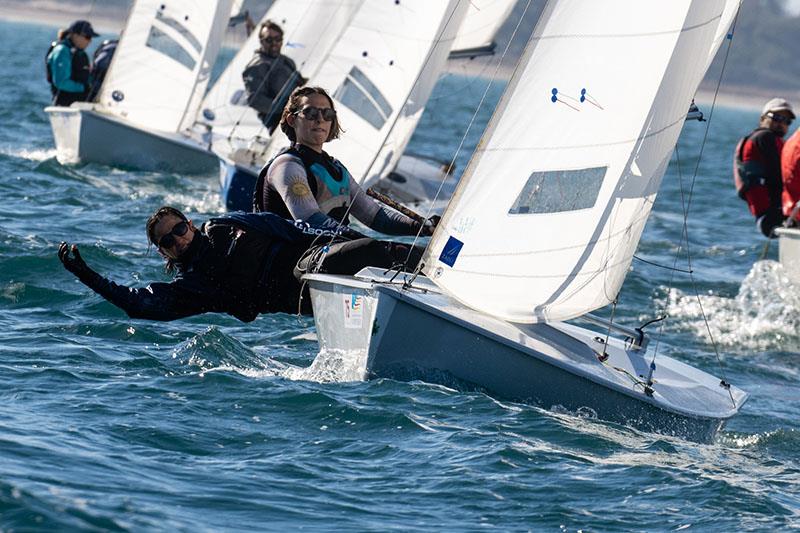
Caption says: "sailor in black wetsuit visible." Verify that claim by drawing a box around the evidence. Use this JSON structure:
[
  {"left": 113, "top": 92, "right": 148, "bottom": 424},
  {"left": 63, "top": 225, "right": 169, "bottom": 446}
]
[
  {"left": 58, "top": 206, "right": 422, "bottom": 321},
  {"left": 254, "top": 86, "right": 438, "bottom": 237}
]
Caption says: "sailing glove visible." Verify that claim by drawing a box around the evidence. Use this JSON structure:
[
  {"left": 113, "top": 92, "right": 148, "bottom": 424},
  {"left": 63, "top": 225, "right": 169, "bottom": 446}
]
[{"left": 58, "top": 242, "right": 91, "bottom": 277}]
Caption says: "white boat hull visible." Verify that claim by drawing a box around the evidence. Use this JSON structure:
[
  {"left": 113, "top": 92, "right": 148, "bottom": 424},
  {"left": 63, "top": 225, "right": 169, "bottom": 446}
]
[
  {"left": 45, "top": 104, "right": 219, "bottom": 174},
  {"left": 305, "top": 269, "right": 747, "bottom": 442},
  {"left": 775, "top": 227, "right": 800, "bottom": 283}
]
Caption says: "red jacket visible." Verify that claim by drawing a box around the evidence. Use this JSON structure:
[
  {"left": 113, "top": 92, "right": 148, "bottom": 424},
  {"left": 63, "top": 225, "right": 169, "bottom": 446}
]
[
  {"left": 782, "top": 129, "right": 800, "bottom": 220},
  {"left": 733, "top": 127, "right": 784, "bottom": 217}
]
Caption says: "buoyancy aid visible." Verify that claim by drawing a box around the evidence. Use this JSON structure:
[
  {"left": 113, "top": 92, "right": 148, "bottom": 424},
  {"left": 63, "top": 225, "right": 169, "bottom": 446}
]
[
  {"left": 46, "top": 39, "right": 91, "bottom": 96},
  {"left": 253, "top": 145, "right": 352, "bottom": 223},
  {"left": 733, "top": 128, "right": 784, "bottom": 217}
]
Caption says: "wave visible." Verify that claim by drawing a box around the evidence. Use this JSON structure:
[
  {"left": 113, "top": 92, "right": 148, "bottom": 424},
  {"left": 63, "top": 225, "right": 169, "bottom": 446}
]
[{"left": 660, "top": 261, "right": 800, "bottom": 352}]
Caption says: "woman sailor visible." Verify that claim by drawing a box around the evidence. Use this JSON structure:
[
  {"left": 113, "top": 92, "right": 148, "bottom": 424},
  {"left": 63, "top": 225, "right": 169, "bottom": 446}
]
[{"left": 253, "top": 86, "right": 436, "bottom": 237}]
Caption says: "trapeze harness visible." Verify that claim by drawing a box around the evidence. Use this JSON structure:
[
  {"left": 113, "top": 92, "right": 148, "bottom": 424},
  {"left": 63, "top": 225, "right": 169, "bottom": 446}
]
[{"left": 253, "top": 145, "right": 353, "bottom": 224}]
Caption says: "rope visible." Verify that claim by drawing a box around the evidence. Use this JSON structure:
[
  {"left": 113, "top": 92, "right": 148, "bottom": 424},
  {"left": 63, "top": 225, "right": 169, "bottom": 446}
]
[
  {"left": 404, "top": 0, "right": 538, "bottom": 272},
  {"left": 648, "top": 2, "right": 742, "bottom": 407},
  {"left": 313, "top": 0, "right": 477, "bottom": 271}
]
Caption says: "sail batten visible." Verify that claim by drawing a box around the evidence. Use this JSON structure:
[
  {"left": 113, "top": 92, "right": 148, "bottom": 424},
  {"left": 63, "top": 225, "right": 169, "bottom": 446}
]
[{"left": 421, "top": 0, "right": 739, "bottom": 324}]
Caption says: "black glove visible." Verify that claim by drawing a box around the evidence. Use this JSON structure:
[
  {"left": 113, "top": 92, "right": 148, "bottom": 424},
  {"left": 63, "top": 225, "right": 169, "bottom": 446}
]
[
  {"left": 420, "top": 215, "right": 441, "bottom": 237},
  {"left": 58, "top": 242, "right": 90, "bottom": 277}
]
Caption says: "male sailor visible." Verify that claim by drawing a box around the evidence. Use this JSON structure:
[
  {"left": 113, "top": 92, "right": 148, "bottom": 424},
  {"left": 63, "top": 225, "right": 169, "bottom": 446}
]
[
  {"left": 242, "top": 20, "right": 306, "bottom": 133},
  {"left": 733, "top": 98, "right": 795, "bottom": 237}
]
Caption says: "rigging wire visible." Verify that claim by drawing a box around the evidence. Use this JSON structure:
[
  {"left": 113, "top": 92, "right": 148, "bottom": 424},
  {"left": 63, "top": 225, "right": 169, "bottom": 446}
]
[
  {"left": 403, "top": 0, "right": 538, "bottom": 270},
  {"left": 311, "top": 0, "right": 488, "bottom": 270},
  {"left": 648, "top": 2, "right": 743, "bottom": 406}
]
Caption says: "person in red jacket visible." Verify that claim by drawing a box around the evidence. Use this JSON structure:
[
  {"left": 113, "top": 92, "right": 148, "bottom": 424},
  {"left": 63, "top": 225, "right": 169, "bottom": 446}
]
[
  {"left": 733, "top": 98, "right": 795, "bottom": 237},
  {"left": 782, "top": 127, "right": 800, "bottom": 225}
]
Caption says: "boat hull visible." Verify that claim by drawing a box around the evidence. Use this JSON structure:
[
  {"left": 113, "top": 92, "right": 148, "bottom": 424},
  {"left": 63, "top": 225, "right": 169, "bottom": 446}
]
[
  {"left": 305, "top": 270, "right": 747, "bottom": 442},
  {"left": 45, "top": 104, "right": 219, "bottom": 174},
  {"left": 775, "top": 227, "right": 800, "bottom": 283}
]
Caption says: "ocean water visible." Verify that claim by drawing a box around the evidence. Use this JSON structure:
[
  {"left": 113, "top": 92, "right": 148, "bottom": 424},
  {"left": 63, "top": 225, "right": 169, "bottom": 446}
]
[{"left": 2, "top": 18, "right": 800, "bottom": 532}]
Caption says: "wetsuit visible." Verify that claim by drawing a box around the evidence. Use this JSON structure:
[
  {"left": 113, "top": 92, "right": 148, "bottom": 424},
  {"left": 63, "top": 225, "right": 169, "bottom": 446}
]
[
  {"left": 47, "top": 39, "right": 91, "bottom": 106},
  {"left": 782, "top": 129, "right": 800, "bottom": 224},
  {"left": 242, "top": 52, "right": 303, "bottom": 132},
  {"left": 88, "top": 39, "right": 118, "bottom": 101},
  {"left": 254, "top": 145, "right": 422, "bottom": 236},
  {"left": 733, "top": 127, "right": 785, "bottom": 237},
  {"left": 61, "top": 212, "right": 422, "bottom": 321}
]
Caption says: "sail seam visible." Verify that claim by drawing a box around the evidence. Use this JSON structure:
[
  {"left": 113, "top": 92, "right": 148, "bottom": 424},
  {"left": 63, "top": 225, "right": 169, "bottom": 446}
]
[{"left": 531, "top": 13, "right": 722, "bottom": 41}]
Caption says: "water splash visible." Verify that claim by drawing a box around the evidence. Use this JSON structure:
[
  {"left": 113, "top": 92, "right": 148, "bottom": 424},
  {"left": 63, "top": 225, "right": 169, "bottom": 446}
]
[
  {"left": 282, "top": 347, "right": 369, "bottom": 383},
  {"left": 0, "top": 145, "right": 57, "bottom": 161},
  {"left": 663, "top": 261, "right": 800, "bottom": 351}
]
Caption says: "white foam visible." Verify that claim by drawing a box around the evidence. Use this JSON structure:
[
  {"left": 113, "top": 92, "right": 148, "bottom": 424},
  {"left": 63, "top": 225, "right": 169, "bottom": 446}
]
[
  {"left": 2, "top": 146, "right": 57, "bottom": 161},
  {"left": 662, "top": 260, "right": 800, "bottom": 350}
]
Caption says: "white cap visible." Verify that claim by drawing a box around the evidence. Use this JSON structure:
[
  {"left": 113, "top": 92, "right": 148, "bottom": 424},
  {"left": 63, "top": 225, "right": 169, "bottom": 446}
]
[{"left": 762, "top": 97, "right": 795, "bottom": 119}]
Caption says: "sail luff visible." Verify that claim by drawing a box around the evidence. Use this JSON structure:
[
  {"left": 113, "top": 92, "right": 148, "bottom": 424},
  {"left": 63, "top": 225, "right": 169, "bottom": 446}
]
[{"left": 421, "top": 0, "right": 735, "bottom": 324}]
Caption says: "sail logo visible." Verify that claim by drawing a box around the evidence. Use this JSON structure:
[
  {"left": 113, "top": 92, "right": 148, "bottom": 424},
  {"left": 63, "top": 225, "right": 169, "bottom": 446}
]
[
  {"left": 439, "top": 236, "right": 464, "bottom": 267},
  {"left": 343, "top": 294, "right": 364, "bottom": 329}
]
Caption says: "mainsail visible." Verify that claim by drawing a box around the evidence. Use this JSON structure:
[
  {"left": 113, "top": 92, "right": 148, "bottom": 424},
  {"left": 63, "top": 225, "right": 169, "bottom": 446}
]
[
  {"left": 422, "top": 0, "right": 741, "bottom": 323},
  {"left": 97, "top": 0, "right": 233, "bottom": 133}
]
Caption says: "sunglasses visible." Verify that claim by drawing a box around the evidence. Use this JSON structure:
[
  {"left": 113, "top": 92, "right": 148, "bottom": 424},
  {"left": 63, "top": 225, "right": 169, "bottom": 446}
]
[
  {"left": 260, "top": 36, "right": 282, "bottom": 44},
  {"left": 157, "top": 221, "right": 189, "bottom": 249},
  {"left": 767, "top": 112, "right": 793, "bottom": 125},
  {"left": 296, "top": 106, "right": 336, "bottom": 122}
]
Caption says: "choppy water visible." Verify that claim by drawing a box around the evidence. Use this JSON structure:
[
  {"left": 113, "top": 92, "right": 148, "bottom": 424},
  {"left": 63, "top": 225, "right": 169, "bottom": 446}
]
[{"left": 1, "top": 18, "right": 799, "bottom": 532}]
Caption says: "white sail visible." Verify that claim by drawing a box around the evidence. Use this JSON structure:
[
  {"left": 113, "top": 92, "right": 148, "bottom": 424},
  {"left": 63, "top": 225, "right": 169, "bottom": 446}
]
[
  {"left": 264, "top": 0, "right": 469, "bottom": 186},
  {"left": 450, "top": 0, "right": 517, "bottom": 57},
  {"left": 198, "top": 0, "right": 363, "bottom": 156},
  {"left": 97, "top": 0, "right": 233, "bottom": 133},
  {"left": 422, "top": 0, "right": 738, "bottom": 323}
]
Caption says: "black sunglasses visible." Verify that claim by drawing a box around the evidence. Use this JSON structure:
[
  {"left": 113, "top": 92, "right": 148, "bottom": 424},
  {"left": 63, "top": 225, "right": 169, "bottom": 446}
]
[
  {"left": 260, "top": 36, "right": 282, "bottom": 44},
  {"left": 767, "top": 112, "right": 793, "bottom": 125},
  {"left": 158, "top": 221, "right": 189, "bottom": 249},
  {"left": 296, "top": 106, "right": 336, "bottom": 122}
]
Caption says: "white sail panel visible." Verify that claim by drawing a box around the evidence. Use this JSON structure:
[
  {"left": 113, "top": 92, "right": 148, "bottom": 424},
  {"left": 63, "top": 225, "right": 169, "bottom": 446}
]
[
  {"left": 264, "top": 0, "right": 469, "bottom": 185},
  {"left": 422, "top": 0, "right": 735, "bottom": 323},
  {"left": 198, "top": 0, "right": 363, "bottom": 157},
  {"left": 450, "top": 0, "right": 516, "bottom": 57},
  {"left": 98, "top": 0, "right": 233, "bottom": 132}
]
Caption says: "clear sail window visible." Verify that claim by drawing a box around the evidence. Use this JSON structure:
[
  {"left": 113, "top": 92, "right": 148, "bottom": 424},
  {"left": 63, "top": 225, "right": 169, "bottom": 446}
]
[
  {"left": 333, "top": 67, "right": 393, "bottom": 129},
  {"left": 508, "top": 167, "right": 607, "bottom": 214},
  {"left": 146, "top": 26, "right": 196, "bottom": 70},
  {"left": 155, "top": 11, "right": 202, "bottom": 53}
]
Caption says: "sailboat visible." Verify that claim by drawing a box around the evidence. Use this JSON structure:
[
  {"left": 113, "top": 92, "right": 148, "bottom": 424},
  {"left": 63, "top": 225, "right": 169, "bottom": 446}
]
[
  {"left": 217, "top": 0, "right": 515, "bottom": 211},
  {"left": 45, "top": 0, "right": 234, "bottom": 173},
  {"left": 302, "top": 0, "right": 748, "bottom": 442}
]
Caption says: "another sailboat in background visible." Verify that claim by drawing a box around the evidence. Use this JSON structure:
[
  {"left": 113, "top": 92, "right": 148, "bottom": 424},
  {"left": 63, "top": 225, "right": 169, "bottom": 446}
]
[
  {"left": 218, "top": 0, "right": 515, "bottom": 211},
  {"left": 304, "top": 0, "right": 748, "bottom": 442},
  {"left": 45, "top": 0, "right": 234, "bottom": 173}
]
